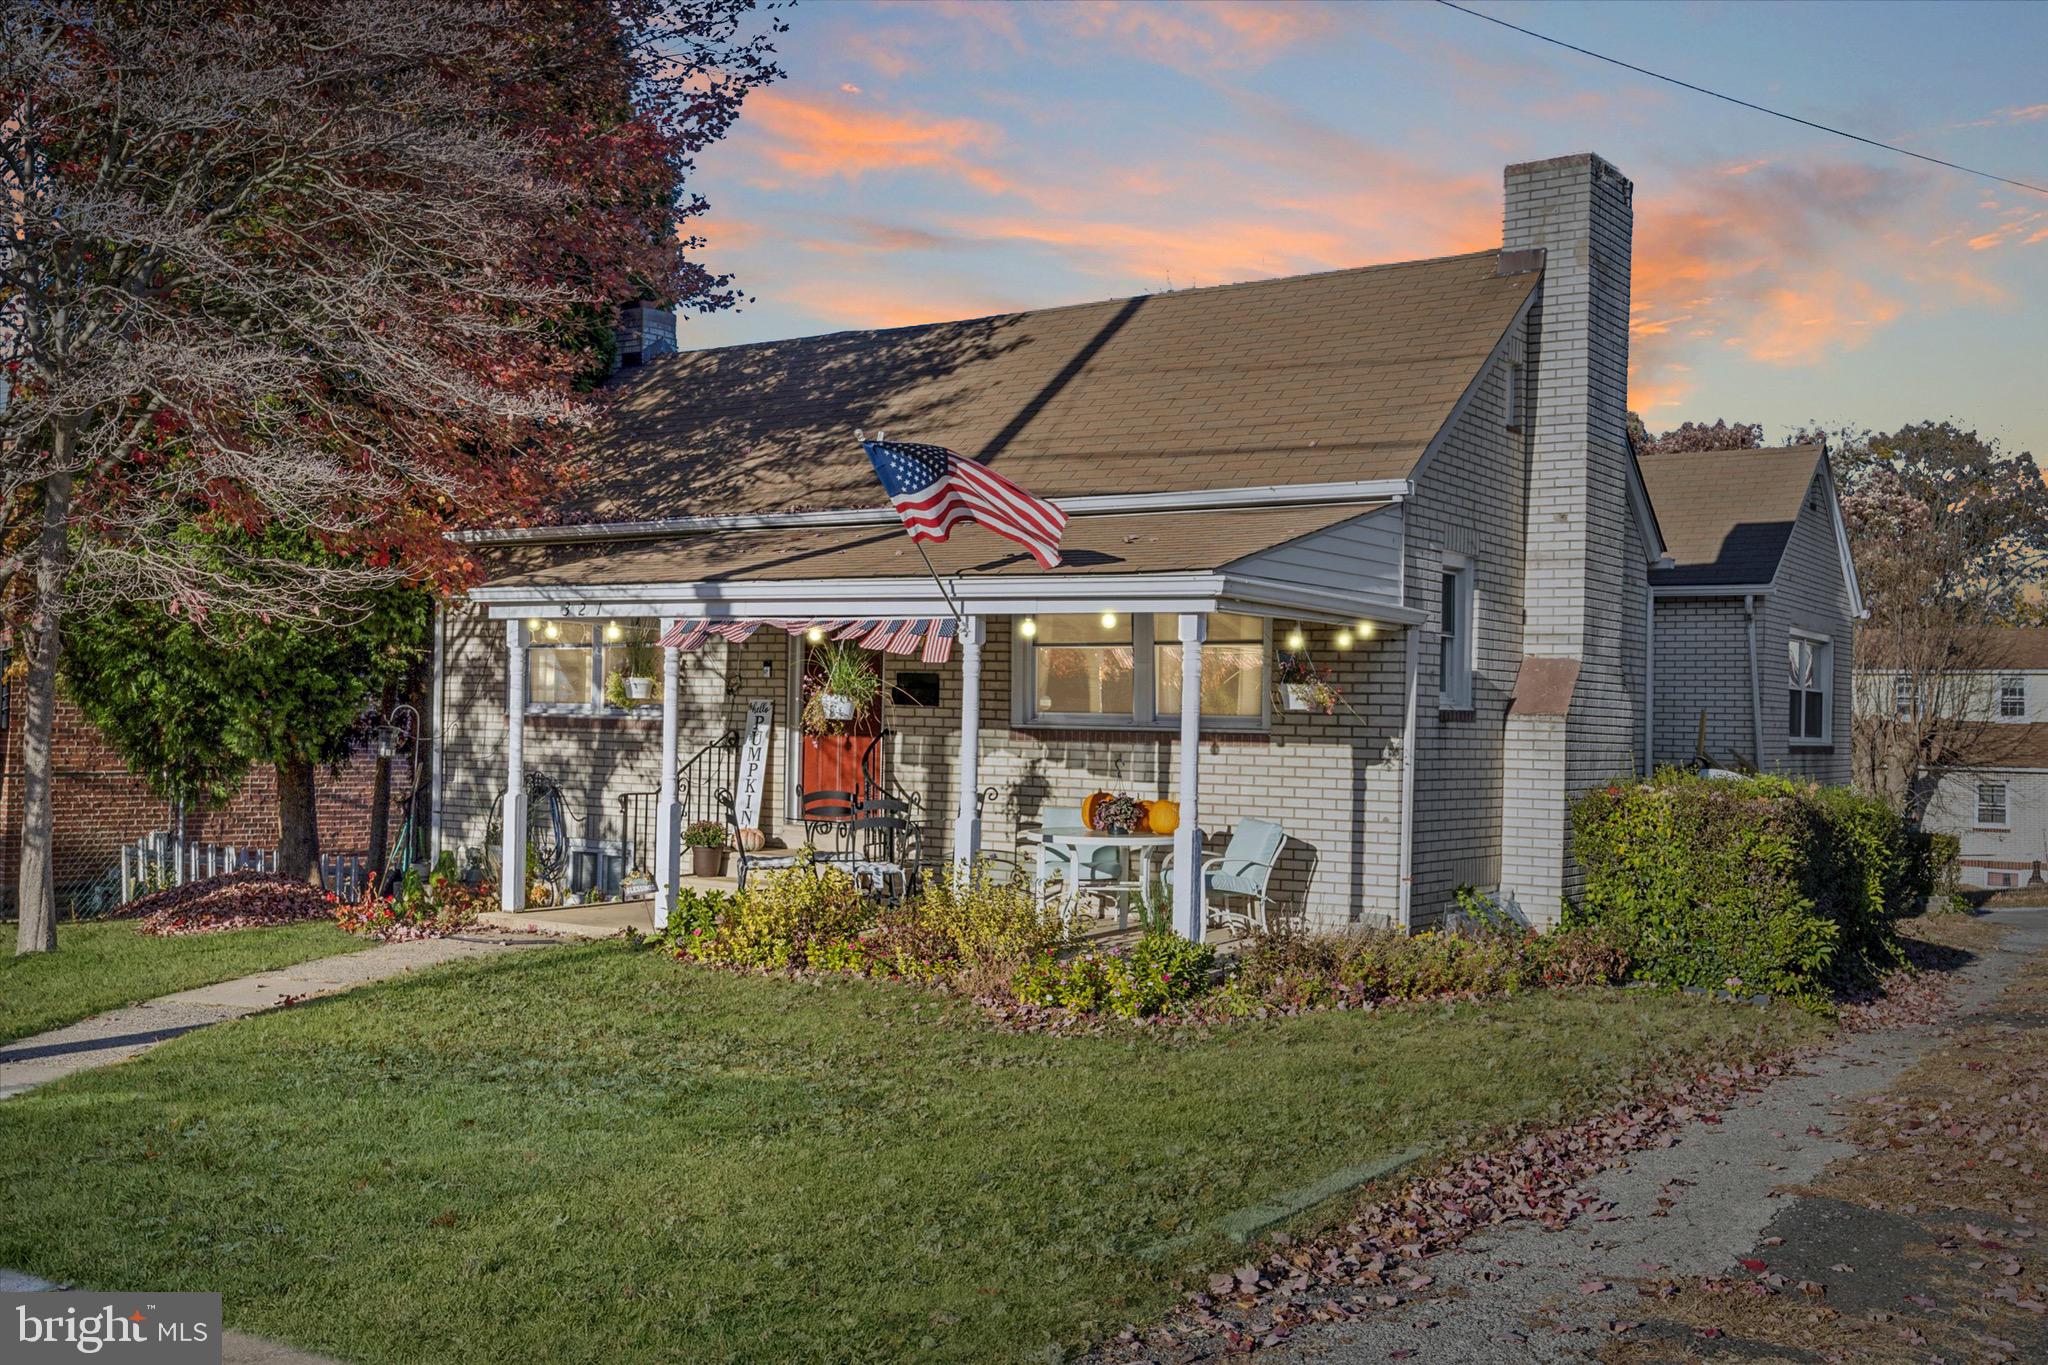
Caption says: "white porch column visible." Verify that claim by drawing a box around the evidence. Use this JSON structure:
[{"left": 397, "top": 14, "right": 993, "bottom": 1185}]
[
  {"left": 653, "top": 640, "right": 683, "bottom": 927},
  {"left": 1172, "top": 612, "right": 1207, "bottom": 940},
  {"left": 500, "top": 619, "right": 528, "bottom": 912},
  {"left": 953, "top": 615, "right": 986, "bottom": 869}
]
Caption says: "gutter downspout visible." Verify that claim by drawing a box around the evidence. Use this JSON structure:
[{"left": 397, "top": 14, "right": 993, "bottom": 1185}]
[
  {"left": 1744, "top": 594, "right": 1764, "bottom": 772},
  {"left": 1397, "top": 623, "right": 1420, "bottom": 930},
  {"left": 428, "top": 604, "right": 446, "bottom": 862},
  {"left": 1643, "top": 588, "right": 1655, "bottom": 777}
]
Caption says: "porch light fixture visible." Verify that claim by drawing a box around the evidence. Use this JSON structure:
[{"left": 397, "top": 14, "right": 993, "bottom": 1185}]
[
  {"left": 372, "top": 725, "right": 399, "bottom": 760},
  {"left": 1334, "top": 628, "right": 1355, "bottom": 650},
  {"left": 1284, "top": 627, "right": 1306, "bottom": 651},
  {"left": 1099, "top": 612, "right": 1118, "bottom": 629},
  {"left": 1018, "top": 617, "right": 1038, "bottom": 639},
  {"left": 603, "top": 621, "right": 624, "bottom": 642}
]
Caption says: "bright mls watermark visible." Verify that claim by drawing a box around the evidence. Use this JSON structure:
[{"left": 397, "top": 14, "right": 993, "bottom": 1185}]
[{"left": 4, "top": 1292, "right": 219, "bottom": 1363}]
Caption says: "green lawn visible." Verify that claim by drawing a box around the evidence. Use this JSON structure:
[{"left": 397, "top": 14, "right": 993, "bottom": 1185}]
[
  {"left": 0, "top": 942, "right": 1825, "bottom": 1364},
  {"left": 1, "top": 918, "right": 369, "bottom": 1044}
]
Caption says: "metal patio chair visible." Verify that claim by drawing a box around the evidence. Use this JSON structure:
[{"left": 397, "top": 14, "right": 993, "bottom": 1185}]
[{"left": 1163, "top": 818, "right": 1287, "bottom": 933}]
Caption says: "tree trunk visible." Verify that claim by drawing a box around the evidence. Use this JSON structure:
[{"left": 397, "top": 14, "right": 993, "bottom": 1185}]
[
  {"left": 365, "top": 682, "right": 396, "bottom": 887},
  {"left": 276, "top": 757, "right": 321, "bottom": 886},
  {"left": 14, "top": 470, "right": 74, "bottom": 955}
]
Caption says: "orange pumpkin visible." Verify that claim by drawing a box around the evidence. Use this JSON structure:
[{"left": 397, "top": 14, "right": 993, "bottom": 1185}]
[
  {"left": 1147, "top": 799, "right": 1181, "bottom": 835},
  {"left": 1081, "top": 791, "right": 1109, "bottom": 831}
]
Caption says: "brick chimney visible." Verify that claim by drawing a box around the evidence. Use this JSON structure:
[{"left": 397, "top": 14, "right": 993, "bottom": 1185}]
[
  {"left": 1496, "top": 153, "right": 1643, "bottom": 925},
  {"left": 617, "top": 302, "right": 677, "bottom": 368}
]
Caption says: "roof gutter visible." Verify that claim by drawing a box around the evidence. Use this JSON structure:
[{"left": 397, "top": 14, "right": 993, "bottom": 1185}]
[{"left": 448, "top": 478, "right": 1414, "bottom": 547}]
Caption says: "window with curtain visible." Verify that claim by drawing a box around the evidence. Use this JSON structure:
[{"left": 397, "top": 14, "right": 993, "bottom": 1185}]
[
  {"left": 1017, "top": 613, "right": 1271, "bottom": 729},
  {"left": 1155, "top": 612, "right": 1266, "bottom": 720},
  {"left": 1787, "top": 635, "right": 1830, "bottom": 743},
  {"left": 525, "top": 619, "right": 657, "bottom": 713}
]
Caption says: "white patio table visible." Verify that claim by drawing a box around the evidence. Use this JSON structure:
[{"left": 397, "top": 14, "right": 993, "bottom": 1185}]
[{"left": 1036, "top": 823, "right": 1176, "bottom": 930}]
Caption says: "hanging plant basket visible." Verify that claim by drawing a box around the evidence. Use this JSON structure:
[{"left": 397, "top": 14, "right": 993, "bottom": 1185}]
[
  {"left": 819, "top": 693, "right": 856, "bottom": 721},
  {"left": 626, "top": 676, "right": 654, "bottom": 701}
]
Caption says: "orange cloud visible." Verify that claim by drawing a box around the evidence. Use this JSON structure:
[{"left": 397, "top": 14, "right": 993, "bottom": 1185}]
[
  {"left": 1037, "top": 0, "right": 1333, "bottom": 72},
  {"left": 796, "top": 279, "right": 1019, "bottom": 331},
  {"left": 1960, "top": 102, "right": 2048, "bottom": 128},
  {"left": 741, "top": 91, "right": 1014, "bottom": 195}
]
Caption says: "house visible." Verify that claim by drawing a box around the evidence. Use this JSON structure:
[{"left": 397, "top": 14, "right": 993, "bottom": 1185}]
[
  {"left": 1639, "top": 445, "right": 1864, "bottom": 783},
  {"left": 431, "top": 151, "right": 1860, "bottom": 937},
  {"left": 1862, "top": 628, "right": 2048, "bottom": 889}
]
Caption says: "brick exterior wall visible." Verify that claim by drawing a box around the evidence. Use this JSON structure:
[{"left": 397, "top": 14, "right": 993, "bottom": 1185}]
[
  {"left": 1653, "top": 597, "right": 1756, "bottom": 767},
  {"left": 436, "top": 605, "right": 1412, "bottom": 930},
  {"left": 1496, "top": 153, "right": 1644, "bottom": 925},
  {"left": 0, "top": 694, "right": 384, "bottom": 913}
]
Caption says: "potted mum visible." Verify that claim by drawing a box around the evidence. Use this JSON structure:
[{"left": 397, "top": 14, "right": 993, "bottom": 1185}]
[
  {"left": 806, "top": 643, "right": 880, "bottom": 733},
  {"left": 1275, "top": 652, "right": 1340, "bottom": 714},
  {"left": 681, "top": 820, "right": 730, "bottom": 878}
]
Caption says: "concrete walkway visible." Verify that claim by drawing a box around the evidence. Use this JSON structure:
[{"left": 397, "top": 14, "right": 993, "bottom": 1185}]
[
  {"left": 0, "top": 931, "right": 556, "bottom": 1100},
  {"left": 1268, "top": 910, "right": 2048, "bottom": 1364}
]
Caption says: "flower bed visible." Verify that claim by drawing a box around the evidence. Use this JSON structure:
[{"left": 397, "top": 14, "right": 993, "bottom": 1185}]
[
  {"left": 332, "top": 854, "right": 491, "bottom": 941},
  {"left": 124, "top": 872, "right": 335, "bottom": 936}
]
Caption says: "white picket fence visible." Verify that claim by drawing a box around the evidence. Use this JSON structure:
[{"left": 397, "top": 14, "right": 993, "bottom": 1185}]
[
  {"left": 121, "top": 832, "right": 276, "bottom": 902},
  {"left": 120, "top": 833, "right": 374, "bottom": 903}
]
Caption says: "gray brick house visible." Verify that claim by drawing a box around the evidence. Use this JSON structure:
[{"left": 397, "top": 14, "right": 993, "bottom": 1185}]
[{"left": 432, "top": 152, "right": 1860, "bottom": 936}]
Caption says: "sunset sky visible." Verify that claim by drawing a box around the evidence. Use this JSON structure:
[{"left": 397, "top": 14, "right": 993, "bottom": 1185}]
[{"left": 683, "top": 0, "right": 2048, "bottom": 457}]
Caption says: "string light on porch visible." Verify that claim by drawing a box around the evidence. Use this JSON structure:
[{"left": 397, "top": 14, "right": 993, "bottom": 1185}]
[
  {"left": 542, "top": 621, "right": 560, "bottom": 641},
  {"left": 603, "top": 621, "right": 624, "bottom": 643},
  {"left": 1334, "top": 628, "right": 1355, "bottom": 649},
  {"left": 1018, "top": 617, "right": 1038, "bottom": 639},
  {"left": 1284, "top": 625, "right": 1307, "bottom": 651},
  {"left": 1356, "top": 620, "right": 1375, "bottom": 639},
  {"left": 805, "top": 626, "right": 825, "bottom": 643},
  {"left": 1099, "top": 611, "right": 1118, "bottom": 629}
]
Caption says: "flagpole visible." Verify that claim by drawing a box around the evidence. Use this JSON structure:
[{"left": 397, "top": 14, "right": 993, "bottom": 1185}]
[
  {"left": 913, "top": 539, "right": 966, "bottom": 628},
  {"left": 861, "top": 431, "right": 966, "bottom": 630}
]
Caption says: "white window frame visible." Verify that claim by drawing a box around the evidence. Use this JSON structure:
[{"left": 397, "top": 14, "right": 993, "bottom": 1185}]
[
  {"left": 1011, "top": 613, "right": 1272, "bottom": 732},
  {"left": 1787, "top": 630, "right": 1832, "bottom": 746},
  {"left": 1503, "top": 359, "right": 1523, "bottom": 433},
  {"left": 1438, "top": 555, "right": 1475, "bottom": 712},
  {"left": 1891, "top": 673, "right": 1917, "bottom": 721},
  {"left": 1998, "top": 675, "right": 2026, "bottom": 721},
  {"left": 1976, "top": 780, "right": 2010, "bottom": 829},
  {"left": 523, "top": 617, "right": 657, "bottom": 717}
]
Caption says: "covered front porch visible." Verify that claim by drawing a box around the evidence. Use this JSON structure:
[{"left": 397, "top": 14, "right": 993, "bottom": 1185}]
[{"left": 462, "top": 501, "right": 1423, "bottom": 940}]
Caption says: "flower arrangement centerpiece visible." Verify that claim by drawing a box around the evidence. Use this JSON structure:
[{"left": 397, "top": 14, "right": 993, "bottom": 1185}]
[
  {"left": 1275, "top": 652, "right": 1340, "bottom": 715},
  {"left": 1087, "top": 792, "right": 1147, "bottom": 835}
]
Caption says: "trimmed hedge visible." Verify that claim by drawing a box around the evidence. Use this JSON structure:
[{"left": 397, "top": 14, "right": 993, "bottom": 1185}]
[{"left": 1570, "top": 772, "right": 1913, "bottom": 1006}]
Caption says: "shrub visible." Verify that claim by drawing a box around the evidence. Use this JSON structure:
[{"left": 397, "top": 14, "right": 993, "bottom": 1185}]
[
  {"left": 907, "top": 863, "right": 1072, "bottom": 980},
  {"left": 1011, "top": 930, "right": 1216, "bottom": 1019},
  {"left": 1905, "top": 830, "right": 1967, "bottom": 913},
  {"left": 688, "top": 862, "right": 872, "bottom": 970},
  {"left": 1215, "top": 922, "right": 1627, "bottom": 1013},
  {"left": 1570, "top": 771, "right": 1906, "bottom": 1005}
]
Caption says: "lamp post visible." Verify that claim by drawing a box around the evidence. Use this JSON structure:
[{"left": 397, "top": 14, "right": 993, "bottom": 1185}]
[{"left": 370, "top": 703, "right": 421, "bottom": 883}]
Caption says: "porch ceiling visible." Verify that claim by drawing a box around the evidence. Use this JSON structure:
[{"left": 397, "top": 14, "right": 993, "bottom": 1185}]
[{"left": 469, "top": 502, "right": 1417, "bottom": 625}]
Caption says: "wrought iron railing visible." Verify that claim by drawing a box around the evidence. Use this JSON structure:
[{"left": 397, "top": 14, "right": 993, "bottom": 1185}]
[{"left": 618, "top": 730, "right": 740, "bottom": 879}]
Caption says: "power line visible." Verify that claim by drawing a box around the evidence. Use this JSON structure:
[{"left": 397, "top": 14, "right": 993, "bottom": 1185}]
[{"left": 1432, "top": 0, "right": 2048, "bottom": 198}]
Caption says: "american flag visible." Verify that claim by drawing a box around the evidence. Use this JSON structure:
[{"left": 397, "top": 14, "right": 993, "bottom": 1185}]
[{"left": 863, "top": 440, "right": 1067, "bottom": 569}]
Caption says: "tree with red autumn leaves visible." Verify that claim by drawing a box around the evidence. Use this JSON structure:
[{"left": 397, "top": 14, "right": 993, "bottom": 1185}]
[{"left": 0, "top": 0, "right": 783, "bottom": 952}]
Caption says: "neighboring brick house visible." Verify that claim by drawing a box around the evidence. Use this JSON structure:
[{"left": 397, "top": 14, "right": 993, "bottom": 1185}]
[
  {"left": 0, "top": 691, "right": 385, "bottom": 912},
  {"left": 431, "top": 151, "right": 1859, "bottom": 935},
  {"left": 1866, "top": 629, "right": 2048, "bottom": 889},
  {"left": 1640, "top": 445, "right": 1864, "bottom": 784}
]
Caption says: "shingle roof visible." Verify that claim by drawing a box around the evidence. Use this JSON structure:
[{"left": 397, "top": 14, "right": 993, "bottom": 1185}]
[
  {"left": 481, "top": 503, "right": 1391, "bottom": 589},
  {"left": 555, "top": 251, "right": 1538, "bottom": 526},
  {"left": 1945, "top": 628, "right": 2048, "bottom": 672},
  {"left": 1638, "top": 446, "right": 1825, "bottom": 589}
]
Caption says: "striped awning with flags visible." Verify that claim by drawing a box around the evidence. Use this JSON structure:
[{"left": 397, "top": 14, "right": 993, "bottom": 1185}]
[{"left": 657, "top": 617, "right": 956, "bottom": 663}]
